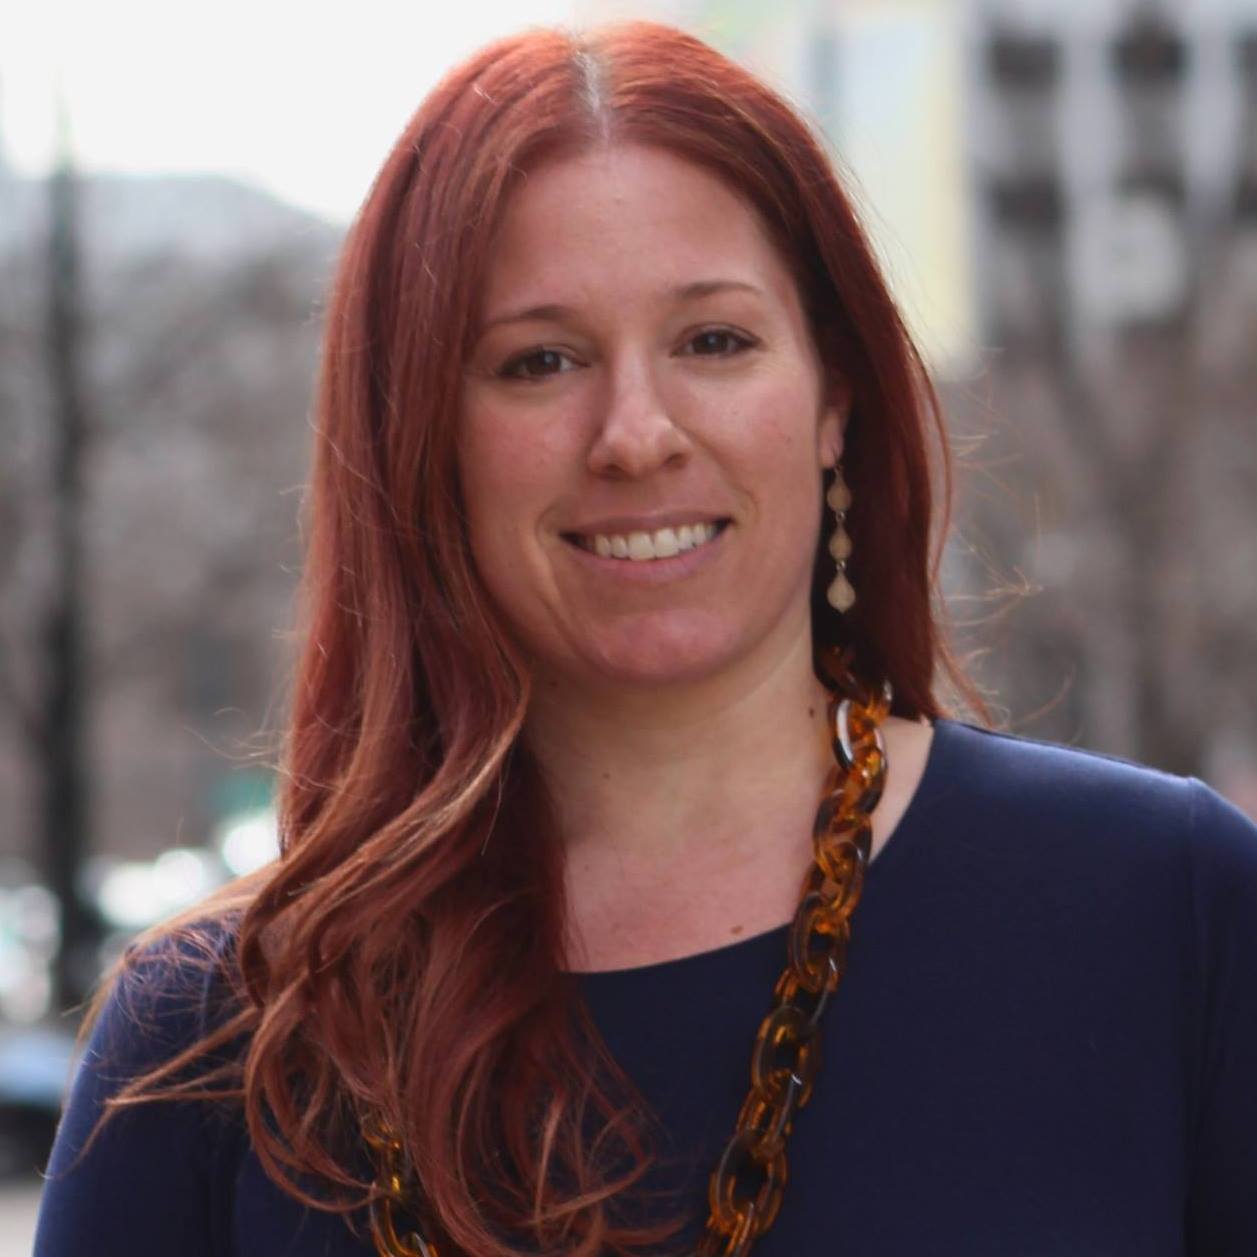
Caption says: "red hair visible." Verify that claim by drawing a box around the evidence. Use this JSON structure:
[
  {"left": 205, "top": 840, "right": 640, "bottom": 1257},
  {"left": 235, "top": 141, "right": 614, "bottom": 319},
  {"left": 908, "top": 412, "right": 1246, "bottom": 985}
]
[{"left": 99, "top": 19, "right": 980, "bottom": 1256}]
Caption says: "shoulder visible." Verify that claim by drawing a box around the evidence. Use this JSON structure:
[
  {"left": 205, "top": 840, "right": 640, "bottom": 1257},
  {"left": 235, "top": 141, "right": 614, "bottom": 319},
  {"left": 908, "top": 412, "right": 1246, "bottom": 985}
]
[
  {"left": 48, "top": 914, "right": 246, "bottom": 1171},
  {"left": 936, "top": 717, "right": 1193, "bottom": 810},
  {"left": 927, "top": 718, "right": 1257, "bottom": 885},
  {"left": 37, "top": 919, "right": 249, "bottom": 1253},
  {"left": 87, "top": 914, "right": 244, "bottom": 1083}
]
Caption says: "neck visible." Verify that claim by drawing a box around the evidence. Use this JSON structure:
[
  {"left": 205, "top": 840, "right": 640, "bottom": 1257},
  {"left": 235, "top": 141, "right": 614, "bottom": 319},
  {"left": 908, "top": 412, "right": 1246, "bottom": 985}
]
[{"left": 523, "top": 632, "right": 834, "bottom": 880}]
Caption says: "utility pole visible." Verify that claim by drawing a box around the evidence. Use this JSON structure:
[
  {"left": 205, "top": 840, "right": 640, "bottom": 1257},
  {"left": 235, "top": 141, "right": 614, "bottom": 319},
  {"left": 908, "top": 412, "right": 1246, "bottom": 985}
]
[{"left": 42, "top": 96, "right": 97, "bottom": 1012}]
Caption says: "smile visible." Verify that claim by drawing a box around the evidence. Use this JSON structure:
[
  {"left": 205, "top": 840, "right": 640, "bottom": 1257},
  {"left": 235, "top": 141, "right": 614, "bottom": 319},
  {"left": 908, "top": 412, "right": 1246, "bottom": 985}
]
[{"left": 567, "top": 520, "right": 730, "bottom": 562}]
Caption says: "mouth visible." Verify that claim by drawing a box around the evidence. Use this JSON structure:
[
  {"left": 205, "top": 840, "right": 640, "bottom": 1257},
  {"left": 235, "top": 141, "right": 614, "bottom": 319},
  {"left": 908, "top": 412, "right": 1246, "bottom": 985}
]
[{"left": 561, "top": 519, "right": 732, "bottom": 562}]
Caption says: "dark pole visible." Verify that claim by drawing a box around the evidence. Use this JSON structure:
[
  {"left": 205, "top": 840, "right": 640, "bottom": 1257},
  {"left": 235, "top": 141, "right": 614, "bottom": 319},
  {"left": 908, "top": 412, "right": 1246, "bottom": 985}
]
[{"left": 42, "top": 98, "right": 97, "bottom": 1012}]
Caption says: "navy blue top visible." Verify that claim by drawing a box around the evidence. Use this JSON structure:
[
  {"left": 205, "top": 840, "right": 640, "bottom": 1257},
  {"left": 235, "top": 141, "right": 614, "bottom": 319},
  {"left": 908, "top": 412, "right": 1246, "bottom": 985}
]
[{"left": 35, "top": 719, "right": 1257, "bottom": 1255}]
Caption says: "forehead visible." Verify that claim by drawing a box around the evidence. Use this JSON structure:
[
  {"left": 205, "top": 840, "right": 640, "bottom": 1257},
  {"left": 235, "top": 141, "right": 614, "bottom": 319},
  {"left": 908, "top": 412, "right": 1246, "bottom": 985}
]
[{"left": 478, "top": 142, "right": 799, "bottom": 311}]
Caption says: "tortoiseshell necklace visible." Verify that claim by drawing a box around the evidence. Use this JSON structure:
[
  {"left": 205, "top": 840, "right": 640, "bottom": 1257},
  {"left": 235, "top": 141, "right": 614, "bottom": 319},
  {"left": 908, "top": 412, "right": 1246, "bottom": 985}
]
[{"left": 367, "top": 647, "right": 892, "bottom": 1257}]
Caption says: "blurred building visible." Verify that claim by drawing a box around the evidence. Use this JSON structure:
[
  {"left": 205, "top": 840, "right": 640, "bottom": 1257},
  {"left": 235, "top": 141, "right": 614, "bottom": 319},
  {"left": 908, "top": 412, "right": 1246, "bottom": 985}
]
[{"left": 964, "top": 0, "right": 1257, "bottom": 354}]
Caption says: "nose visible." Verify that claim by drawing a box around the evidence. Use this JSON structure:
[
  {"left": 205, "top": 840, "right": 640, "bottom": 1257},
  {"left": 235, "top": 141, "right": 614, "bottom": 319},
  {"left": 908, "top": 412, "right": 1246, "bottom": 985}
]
[{"left": 586, "top": 353, "right": 692, "bottom": 479}]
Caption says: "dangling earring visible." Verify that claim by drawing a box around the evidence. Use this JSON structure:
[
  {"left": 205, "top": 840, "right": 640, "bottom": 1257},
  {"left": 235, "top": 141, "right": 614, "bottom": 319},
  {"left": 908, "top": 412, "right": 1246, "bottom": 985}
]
[{"left": 826, "top": 465, "right": 855, "bottom": 613}]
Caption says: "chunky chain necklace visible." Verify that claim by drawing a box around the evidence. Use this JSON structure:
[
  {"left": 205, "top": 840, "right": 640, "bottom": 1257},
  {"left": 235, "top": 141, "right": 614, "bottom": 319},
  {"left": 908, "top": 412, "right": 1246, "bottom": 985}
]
[{"left": 367, "top": 650, "right": 892, "bottom": 1257}]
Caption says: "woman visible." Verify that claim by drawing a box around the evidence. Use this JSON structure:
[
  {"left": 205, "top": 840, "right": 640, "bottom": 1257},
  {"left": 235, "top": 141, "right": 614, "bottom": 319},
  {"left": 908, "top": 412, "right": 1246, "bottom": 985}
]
[{"left": 35, "top": 20, "right": 1257, "bottom": 1257}]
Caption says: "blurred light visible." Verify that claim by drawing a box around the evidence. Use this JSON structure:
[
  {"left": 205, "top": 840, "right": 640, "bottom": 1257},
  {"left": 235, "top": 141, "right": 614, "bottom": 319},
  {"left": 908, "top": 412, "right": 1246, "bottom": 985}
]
[
  {"left": 218, "top": 808, "right": 279, "bottom": 876},
  {"left": 0, "top": 1026, "right": 75, "bottom": 1106},
  {"left": 0, "top": 886, "right": 59, "bottom": 1024},
  {"left": 95, "top": 862, "right": 163, "bottom": 930},
  {"left": 0, "top": 956, "right": 51, "bottom": 1024},
  {"left": 151, "top": 847, "right": 220, "bottom": 903},
  {"left": 6, "top": 885, "right": 59, "bottom": 954},
  {"left": 94, "top": 847, "right": 225, "bottom": 931}
]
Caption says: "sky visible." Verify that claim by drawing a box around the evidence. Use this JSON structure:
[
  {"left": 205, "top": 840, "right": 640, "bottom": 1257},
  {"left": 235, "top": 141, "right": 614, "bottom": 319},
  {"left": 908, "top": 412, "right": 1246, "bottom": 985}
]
[{"left": 0, "top": 0, "right": 574, "bottom": 224}]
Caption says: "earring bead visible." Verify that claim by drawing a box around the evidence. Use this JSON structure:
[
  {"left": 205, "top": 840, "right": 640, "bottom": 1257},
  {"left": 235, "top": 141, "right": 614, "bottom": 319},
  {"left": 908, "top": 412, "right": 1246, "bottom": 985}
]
[
  {"left": 827, "top": 572, "right": 856, "bottom": 613},
  {"left": 826, "top": 478, "right": 852, "bottom": 513}
]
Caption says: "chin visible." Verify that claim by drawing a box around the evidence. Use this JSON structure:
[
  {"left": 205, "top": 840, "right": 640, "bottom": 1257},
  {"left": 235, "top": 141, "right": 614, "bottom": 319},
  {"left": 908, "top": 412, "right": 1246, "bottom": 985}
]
[{"left": 573, "top": 622, "right": 755, "bottom": 691}]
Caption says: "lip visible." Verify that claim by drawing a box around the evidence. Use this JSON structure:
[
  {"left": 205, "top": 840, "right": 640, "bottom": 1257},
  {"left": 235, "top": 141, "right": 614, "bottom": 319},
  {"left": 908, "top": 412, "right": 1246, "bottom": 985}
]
[{"left": 560, "top": 520, "right": 732, "bottom": 581}]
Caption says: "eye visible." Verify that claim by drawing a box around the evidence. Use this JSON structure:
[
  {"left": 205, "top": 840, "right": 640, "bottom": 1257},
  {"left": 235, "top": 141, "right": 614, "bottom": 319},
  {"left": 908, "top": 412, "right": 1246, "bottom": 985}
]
[
  {"left": 497, "top": 347, "right": 578, "bottom": 382},
  {"left": 681, "top": 328, "right": 756, "bottom": 357}
]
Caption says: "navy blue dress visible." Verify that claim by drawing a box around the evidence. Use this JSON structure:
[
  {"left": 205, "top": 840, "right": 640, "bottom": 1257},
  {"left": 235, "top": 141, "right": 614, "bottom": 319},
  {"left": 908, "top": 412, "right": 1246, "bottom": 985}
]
[{"left": 34, "top": 720, "right": 1257, "bottom": 1255}]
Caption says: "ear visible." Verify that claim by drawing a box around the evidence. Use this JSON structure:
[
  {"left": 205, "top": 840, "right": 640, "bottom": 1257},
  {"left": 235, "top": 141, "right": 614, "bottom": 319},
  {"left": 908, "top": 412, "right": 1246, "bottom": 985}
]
[{"left": 817, "top": 374, "right": 853, "bottom": 471}]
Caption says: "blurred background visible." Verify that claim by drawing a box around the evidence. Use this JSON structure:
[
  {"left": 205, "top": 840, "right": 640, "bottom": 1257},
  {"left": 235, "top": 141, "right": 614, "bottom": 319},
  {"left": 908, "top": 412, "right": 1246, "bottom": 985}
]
[{"left": 1, "top": 0, "right": 1255, "bottom": 1245}]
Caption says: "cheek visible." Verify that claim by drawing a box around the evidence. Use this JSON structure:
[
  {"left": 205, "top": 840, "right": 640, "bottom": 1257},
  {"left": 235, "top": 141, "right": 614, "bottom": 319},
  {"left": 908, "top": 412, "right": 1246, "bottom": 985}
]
[
  {"left": 457, "top": 402, "right": 580, "bottom": 601},
  {"left": 460, "top": 407, "right": 551, "bottom": 524},
  {"left": 457, "top": 439, "right": 535, "bottom": 627},
  {"left": 737, "top": 378, "right": 828, "bottom": 542},
  {"left": 726, "top": 375, "right": 823, "bottom": 479}
]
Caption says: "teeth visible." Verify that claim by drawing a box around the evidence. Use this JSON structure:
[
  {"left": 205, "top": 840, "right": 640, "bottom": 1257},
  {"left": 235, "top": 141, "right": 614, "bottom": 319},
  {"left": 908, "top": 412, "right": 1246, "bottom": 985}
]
[
  {"left": 653, "top": 527, "right": 680, "bottom": 558},
  {"left": 579, "top": 521, "right": 722, "bottom": 561},
  {"left": 627, "top": 532, "right": 654, "bottom": 561}
]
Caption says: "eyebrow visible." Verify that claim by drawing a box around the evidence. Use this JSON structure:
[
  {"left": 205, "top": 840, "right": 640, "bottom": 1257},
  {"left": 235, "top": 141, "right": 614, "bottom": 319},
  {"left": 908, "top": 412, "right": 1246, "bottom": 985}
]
[{"left": 476, "top": 279, "right": 765, "bottom": 335}]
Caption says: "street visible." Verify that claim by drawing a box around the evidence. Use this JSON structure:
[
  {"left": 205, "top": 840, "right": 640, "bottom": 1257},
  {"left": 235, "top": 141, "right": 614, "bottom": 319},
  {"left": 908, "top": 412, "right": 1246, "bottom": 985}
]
[{"left": 0, "top": 1179, "right": 40, "bottom": 1255}]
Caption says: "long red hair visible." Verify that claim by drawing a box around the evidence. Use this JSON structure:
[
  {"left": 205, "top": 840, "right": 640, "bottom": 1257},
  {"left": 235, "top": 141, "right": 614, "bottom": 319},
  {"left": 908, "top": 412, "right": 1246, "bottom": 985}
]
[{"left": 100, "top": 19, "right": 979, "bottom": 1256}]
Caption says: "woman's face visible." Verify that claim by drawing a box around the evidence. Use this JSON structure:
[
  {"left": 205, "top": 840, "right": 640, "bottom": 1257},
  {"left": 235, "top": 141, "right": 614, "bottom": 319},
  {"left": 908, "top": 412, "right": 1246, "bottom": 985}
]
[{"left": 459, "top": 142, "right": 847, "bottom": 695}]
